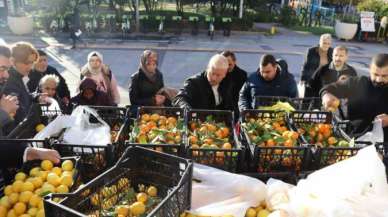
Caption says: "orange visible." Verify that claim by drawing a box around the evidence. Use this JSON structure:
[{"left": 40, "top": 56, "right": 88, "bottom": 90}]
[
  {"left": 328, "top": 137, "right": 338, "bottom": 146},
  {"left": 266, "top": 139, "right": 275, "bottom": 146},
  {"left": 222, "top": 143, "right": 232, "bottom": 149},
  {"left": 284, "top": 139, "right": 293, "bottom": 147}
]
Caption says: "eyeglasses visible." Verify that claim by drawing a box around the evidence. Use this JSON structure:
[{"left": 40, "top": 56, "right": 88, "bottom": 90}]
[{"left": 0, "top": 66, "right": 10, "bottom": 73}]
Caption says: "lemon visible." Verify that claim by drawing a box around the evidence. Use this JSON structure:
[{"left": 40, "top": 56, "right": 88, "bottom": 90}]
[
  {"left": 35, "top": 124, "right": 45, "bottom": 133},
  {"left": 41, "top": 160, "right": 53, "bottom": 171},
  {"left": 4, "top": 186, "right": 12, "bottom": 196},
  {"left": 37, "top": 171, "right": 48, "bottom": 182},
  {"left": 36, "top": 209, "right": 44, "bottom": 217},
  {"left": 13, "top": 202, "right": 26, "bottom": 215},
  {"left": 41, "top": 183, "right": 55, "bottom": 194},
  {"left": 136, "top": 193, "right": 148, "bottom": 203},
  {"left": 61, "top": 171, "right": 73, "bottom": 177},
  {"left": 21, "top": 182, "right": 34, "bottom": 192},
  {"left": 147, "top": 186, "right": 157, "bottom": 197},
  {"left": 257, "top": 209, "right": 270, "bottom": 217},
  {"left": 0, "top": 197, "right": 10, "bottom": 209},
  {"left": 245, "top": 208, "right": 256, "bottom": 217},
  {"left": 51, "top": 167, "right": 62, "bottom": 177},
  {"left": 8, "top": 193, "right": 18, "bottom": 205},
  {"left": 34, "top": 188, "right": 42, "bottom": 197},
  {"left": 29, "top": 168, "right": 41, "bottom": 177},
  {"left": 0, "top": 206, "right": 6, "bottom": 217},
  {"left": 11, "top": 181, "right": 23, "bottom": 193},
  {"left": 19, "top": 191, "right": 33, "bottom": 203},
  {"left": 38, "top": 200, "right": 44, "bottom": 210},
  {"left": 60, "top": 175, "right": 73, "bottom": 187},
  {"left": 61, "top": 160, "right": 73, "bottom": 172},
  {"left": 115, "top": 205, "right": 129, "bottom": 216},
  {"left": 47, "top": 173, "right": 61, "bottom": 187},
  {"left": 19, "top": 214, "right": 31, "bottom": 217},
  {"left": 31, "top": 178, "right": 43, "bottom": 189},
  {"left": 29, "top": 195, "right": 41, "bottom": 208},
  {"left": 56, "top": 185, "right": 69, "bottom": 194},
  {"left": 15, "top": 173, "right": 27, "bottom": 182},
  {"left": 6, "top": 209, "right": 16, "bottom": 217},
  {"left": 130, "top": 202, "right": 145, "bottom": 215},
  {"left": 27, "top": 207, "right": 38, "bottom": 216}
]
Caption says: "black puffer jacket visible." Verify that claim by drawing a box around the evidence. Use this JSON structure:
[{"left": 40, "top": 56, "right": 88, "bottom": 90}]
[{"left": 301, "top": 46, "right": 333, "bottom": 82}]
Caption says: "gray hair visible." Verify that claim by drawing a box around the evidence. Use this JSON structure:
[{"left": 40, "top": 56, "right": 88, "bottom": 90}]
[
  {"left": 39, "top": 74, "right": 60, "bottom": 87},
  {"left": 320, "top": 33, "right": 332, "bottom": 43},
  {"left": 207, "top": 54, "right": 228, "bottom": 73}
]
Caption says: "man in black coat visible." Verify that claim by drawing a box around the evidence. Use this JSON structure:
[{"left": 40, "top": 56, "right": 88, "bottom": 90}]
[
  {"left": 306, "top": 45, "right": 357, "bottom": 97},
  {"left": 0, "top": 45, "right": 19, "bottom": 137},
  {"left": 173, "top": 54, "right": 233, "bottom": 111},
  {"left": 28, "top": 50, "right": 71, "bottom": 105},
  {"left": 321, "top": 53, "right": 388, "bottom": 141},
  {"left": 2, "top": 42, "right": 39, "bottom": 128},
  {"left": 221, "top": 51, "right": 247, "bottom": 116}
]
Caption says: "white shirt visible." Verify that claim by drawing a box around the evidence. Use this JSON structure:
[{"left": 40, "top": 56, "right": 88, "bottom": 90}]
[
  {"left": 211, "top": 84, "right": 221, "bottom": 106},
  {"left": 22, "top": 76, "right": 30, "bottom": 91}
]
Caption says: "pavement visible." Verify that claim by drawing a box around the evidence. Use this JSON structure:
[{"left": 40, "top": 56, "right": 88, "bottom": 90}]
[{"left": 1, "top": 27, "right": 387, "bottom": 106}]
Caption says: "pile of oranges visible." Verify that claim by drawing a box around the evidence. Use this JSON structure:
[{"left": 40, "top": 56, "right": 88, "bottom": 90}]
[{"left": 296, "top": 123, "right": 349, "bottom": 147}]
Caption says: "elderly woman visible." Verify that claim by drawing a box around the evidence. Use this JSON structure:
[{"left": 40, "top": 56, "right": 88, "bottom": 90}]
[
  {"left": 71, "top": 78, "right": 113, "bottom": 107},
  {"left": 129, "top": 50, "right": 171, "bottom": 111},
  {"left": 80, "top": 51, "right": 120, "bottom": 105},
  {"left": 301, "top": 33, "right": 333, "bottom": 82},
  {"left": 37, "top": 74, "right": 70, "bottom": 113}
]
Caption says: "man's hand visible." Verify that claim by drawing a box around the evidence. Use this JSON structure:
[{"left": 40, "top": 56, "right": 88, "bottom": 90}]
[
  {"left": 155, "top": 94, "right": 166, "bottom": 106},
  {"left": 26, "top": 147, "right": 60, "bottom": 164},
  {"left": 322, "top": 92, "right": 340, "bottom": 112},
  {"left": 0, "top": 95, "right": 19, "bottom": 116},
  {"left": 376, "top": 114, "right": 388, "bottom": 127}
]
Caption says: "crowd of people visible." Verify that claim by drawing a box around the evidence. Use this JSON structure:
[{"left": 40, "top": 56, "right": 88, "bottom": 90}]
[{"left": 1, "top": 34, "right": 388, "bottom": 177}]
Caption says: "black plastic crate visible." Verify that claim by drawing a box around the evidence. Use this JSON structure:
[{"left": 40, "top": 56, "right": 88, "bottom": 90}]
[
  {"left": 128, "top": 106, "right": 186, "bottom": 157},
  {"left": 289, "top": 111, "right": 355, "bottom": 170},
  {"left": 114, "top": 118, "right": 134, "bottom": 160},
  {"left": 186, "top": 109, "right": 244, "bottom": 173},
  {"left": 39, "top": 103, "right": 64, "bottom": 126},
  {"left": 50, "top": 142, "right": 114, "bottom": 183},
  {"left": 240, "top": 110, "right": 309, "bottom": 174},
  {"left": 44, "top": 146, "right": 193, "bottom": 217},
  {"left": 254, "top": 96, "right": 291, "bottom": 108},
  {"left": 89, "top": 106, "right": 129, "bottom": 144},
  {"left": 290, "top": 97, "right": 322, "bottom": 111}
]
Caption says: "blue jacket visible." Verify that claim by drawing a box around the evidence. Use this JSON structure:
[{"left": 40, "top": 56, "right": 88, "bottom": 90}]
[{"left": 238, "top": 65, "right": 297, "bottom": 112}]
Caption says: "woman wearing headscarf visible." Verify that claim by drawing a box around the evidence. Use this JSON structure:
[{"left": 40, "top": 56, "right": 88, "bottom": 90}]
[
  {"left": 129, "top": 50, "right": 171, "bottom": 111},
  {"left": 80, "top": 51, "right": 120, "bottom": 105},
  {"left": 71, "top": 78, "right": 113, "bottom": 106}
]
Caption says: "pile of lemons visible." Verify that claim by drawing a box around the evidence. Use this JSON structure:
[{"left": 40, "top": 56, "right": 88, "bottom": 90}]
[{"left": 0, "top": 159, "right": 75, "bottom": 217}]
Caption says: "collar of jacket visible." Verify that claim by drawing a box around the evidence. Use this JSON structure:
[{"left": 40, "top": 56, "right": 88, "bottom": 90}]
[
  {"left": 328, "top": 62, "right": 349, "bottom": 72},
  {"left": 9, "top": 67, "right": 24, "bottom": 79}
]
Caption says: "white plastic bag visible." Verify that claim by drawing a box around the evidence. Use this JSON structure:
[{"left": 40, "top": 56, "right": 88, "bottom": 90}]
[
  {"left": 63, "top": 106, "right": 110, "bottom": 146},
  {"left": 356, "top": 119, "right": 384, "bottom": 144},
  {"left": 285, "top": 145, "right": 388, "bottom": 217},
  {"left": 190, "top": 164, "right": 267, "bottom": 217},
  {"left": 33, "top": 115, "right": 75, "bottom": 146}
]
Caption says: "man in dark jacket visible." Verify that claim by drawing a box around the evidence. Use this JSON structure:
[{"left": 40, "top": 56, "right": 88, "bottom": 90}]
[
  {"left": 306, "top": 45, "right": 357, "bottom": 97},
  {"left": 28, "top": 50, "right": 71, "bottom": 105},
  {"left": 2, "top": 42, "right": 39, "bottom": 128},
  {"left": 301, "top": 34, "right": 333, "bottom": 82},
  {"left": 0, "top": 45, "right": 19, "bottom": 137},
  {"left": 173, "top": 54, "right": 233, "bottom": 111},
  {"left": 221, "top": 51, "right": 247, "bottom": 115},
  {"left": 72, "top": 78, "right": 113, "bottom": 106},
  {"left": 239, "top": 54, "right": 297, "bottom": 112},
  {"left": 321, "top": 53, "right": 388, "bottom": 141}
]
